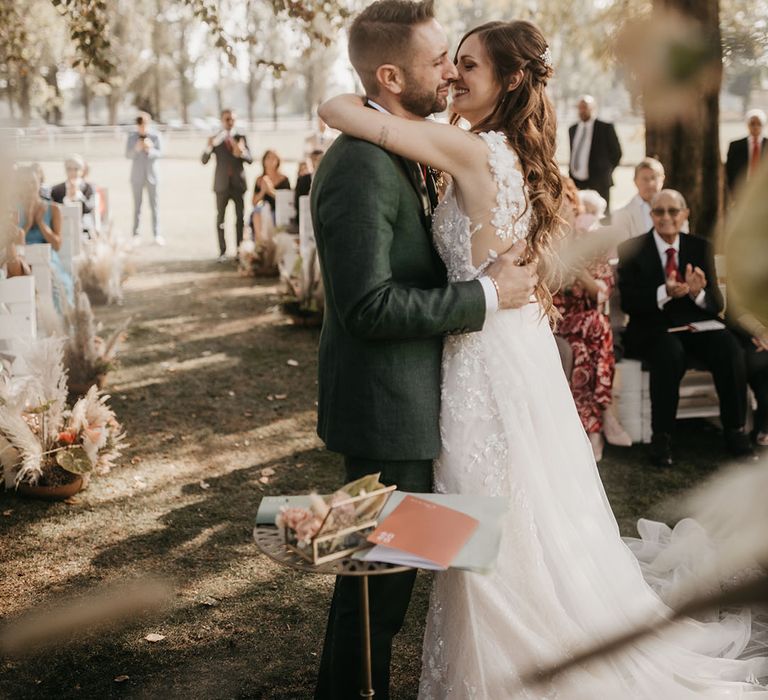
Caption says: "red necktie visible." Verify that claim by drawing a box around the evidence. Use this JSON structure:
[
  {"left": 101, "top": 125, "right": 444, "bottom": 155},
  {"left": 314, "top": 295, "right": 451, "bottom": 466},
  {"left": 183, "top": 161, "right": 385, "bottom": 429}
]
[
  {"left": 665, "top": 247, "right": 682, "bottom": 282},
  {"left": 750, "top": 139, "right": 760, "bottom": 176}
]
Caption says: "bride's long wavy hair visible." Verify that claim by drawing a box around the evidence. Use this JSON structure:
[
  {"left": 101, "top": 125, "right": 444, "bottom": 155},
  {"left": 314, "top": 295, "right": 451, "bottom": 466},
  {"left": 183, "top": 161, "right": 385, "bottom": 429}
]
[{"left": 451, "top": 20, "right": 563, "bottom": 319}]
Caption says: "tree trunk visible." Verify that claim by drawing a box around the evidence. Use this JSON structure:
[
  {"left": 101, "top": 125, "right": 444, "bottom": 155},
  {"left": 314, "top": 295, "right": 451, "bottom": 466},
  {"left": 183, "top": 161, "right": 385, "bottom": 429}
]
[
  {"left": 645, "top": 0, "right": 722, "bottom": 238},
  {"left": 271, "top": 82, "right": 278, "bottom": 125},
  {"left": 108, "top": 92, "right": 119, "bottom": 126},
  {"left": 82, "top": 76, "right": 91, "bottom": 125},
  {"left": 18, "top": 70, "right": 31, "bottom": 126},
  {"left": 177, "top": 20, "right": 191, "bottom": 124},
  {"left": 43, "top": 65, "right": 62, "bottom": 125}
]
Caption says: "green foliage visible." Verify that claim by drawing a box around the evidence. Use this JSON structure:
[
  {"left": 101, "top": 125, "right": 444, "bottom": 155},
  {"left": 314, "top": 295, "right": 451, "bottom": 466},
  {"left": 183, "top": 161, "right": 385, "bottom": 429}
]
[{"left": 55, "top": 444, "right": 93, "bottom": 474}]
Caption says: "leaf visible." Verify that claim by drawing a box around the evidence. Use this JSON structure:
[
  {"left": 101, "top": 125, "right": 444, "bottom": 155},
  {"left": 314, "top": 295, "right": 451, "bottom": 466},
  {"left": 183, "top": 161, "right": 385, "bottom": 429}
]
[
  {"left": 113, "top": 675, "right": 129, "bottom": 683},
  {"left": 64, "top": 497, "right": 80, "bottom": 505},
  {"left": 56, "top": 446, "right": 93, "bottom": 474},
  {"left": 144, "top": 633, "right": 166, "bottom": 643},
  {"left": 260, "top": 467, "right": 275, "bottom": 477},
  {"left": 3, "top": 510, "right": 13, "bottom": 516},
  {"left": 286, "top": 359, "right": 299, "bottom": 367},
  {"left": 199, "top": 480, "right": 210, "bottom": 490},
  {"left": 258, "top": 476, "right": 270, "bottom": 484},
  {"left": 274, "top": 394, "right": 287, "bottom": 400}
]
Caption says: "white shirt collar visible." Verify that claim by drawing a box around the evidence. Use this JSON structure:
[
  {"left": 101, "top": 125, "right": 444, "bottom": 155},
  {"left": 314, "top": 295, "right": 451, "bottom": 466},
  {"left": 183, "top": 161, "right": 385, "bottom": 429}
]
[
  {"left": 653, "top": 229, "right": 680, "bottom": 262},
  {"left": 367, "top": 99, "right": 390, "bottom": 115}
]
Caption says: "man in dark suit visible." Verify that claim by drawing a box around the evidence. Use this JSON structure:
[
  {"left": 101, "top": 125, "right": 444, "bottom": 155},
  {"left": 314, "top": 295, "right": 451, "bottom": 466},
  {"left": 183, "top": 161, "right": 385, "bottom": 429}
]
[
  {"left": 201, "top": 109, "right": 252, "bottom": 261},
  {"left": 569, "top": 95, "right": 622, "bottom": 214},
  {"left": 311, "top": 1, "right": 537, "bottom": 697},
  {"left": 618, "top": 189, "right": 753, "bottom": 466},
  {"left": 725, "top": 108, "right": 767, "bottom": 195}
]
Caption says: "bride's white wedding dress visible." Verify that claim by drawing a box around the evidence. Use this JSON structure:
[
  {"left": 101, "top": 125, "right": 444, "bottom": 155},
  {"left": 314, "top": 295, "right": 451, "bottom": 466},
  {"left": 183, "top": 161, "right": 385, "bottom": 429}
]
[{"left": 418, "top": 131, "right": 768, "bottom": 699}]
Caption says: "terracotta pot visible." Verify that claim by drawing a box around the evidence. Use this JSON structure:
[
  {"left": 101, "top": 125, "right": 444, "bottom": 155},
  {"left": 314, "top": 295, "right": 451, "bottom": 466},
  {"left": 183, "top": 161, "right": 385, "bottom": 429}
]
[{"left": 15, "top": 475, "right": 83, "bottom": 501}]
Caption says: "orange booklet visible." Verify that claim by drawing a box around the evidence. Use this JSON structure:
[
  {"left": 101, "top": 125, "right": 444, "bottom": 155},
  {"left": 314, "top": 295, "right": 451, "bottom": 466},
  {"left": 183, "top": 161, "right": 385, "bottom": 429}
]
[{"left": 365, "top": 494, "right": 480, "bottom": 570}]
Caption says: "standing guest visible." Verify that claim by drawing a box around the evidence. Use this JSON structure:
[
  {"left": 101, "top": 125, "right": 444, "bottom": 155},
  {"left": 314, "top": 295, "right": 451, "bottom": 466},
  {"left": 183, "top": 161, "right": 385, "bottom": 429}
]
[
  {"left": 125, "top": 112, "right": 163, "bottom": 245},
  {"left": 202, "top": 109, "right": 253, "bottom": 261},
  {"left": 293, "top": 149, "right": 324, "bottom": 228},
  {"left": 725, "top": 108, "right": 767, "bottom": 195},
  {"left": 250, "top": 150, "right": 290, "bottom": 241},
  {"left": 611, "top": 157, "right": 668, "bottom": 242},
  {"left": 618, "top": 189, "right": 753, "bottom": 466},
  {"left": 555, "top": 189, "right": 630, "bottom": 461},
  {"left": 568, "top": 94, "right": 622, "bottom": 214},
  {"left": 17, "top": 166, "right": 74, "bottom": 309},
  {"left": 50, "top": 154, "right": 96, "bottom": 233}
]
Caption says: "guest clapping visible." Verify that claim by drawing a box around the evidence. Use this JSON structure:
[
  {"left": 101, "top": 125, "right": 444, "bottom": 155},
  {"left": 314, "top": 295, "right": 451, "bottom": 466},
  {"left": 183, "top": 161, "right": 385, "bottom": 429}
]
[
  {"left": 250, "top": 150, "right": 290, "bottom": 242},
  {"left": 201, "top": 109, "right": 252, "bottom": 261},
  {"left": 16, "top": 166, "right": 74, "bottom": 309}
]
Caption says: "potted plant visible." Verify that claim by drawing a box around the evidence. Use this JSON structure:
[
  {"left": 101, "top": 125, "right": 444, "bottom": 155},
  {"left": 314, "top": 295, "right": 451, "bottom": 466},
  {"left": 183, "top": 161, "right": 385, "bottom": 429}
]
[
  {"left": 61, "top": 280, "right": 130, "bottom": 398},
  {"left": 0, "top": 338, "right": 125, "bottom": 499}
]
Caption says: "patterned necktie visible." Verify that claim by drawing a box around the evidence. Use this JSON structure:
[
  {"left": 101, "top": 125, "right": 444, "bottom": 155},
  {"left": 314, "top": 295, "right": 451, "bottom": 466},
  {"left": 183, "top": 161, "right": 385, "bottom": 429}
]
[
  {"left": 665, "top": 247, "right": 682, "bottom": 283},
  {"left": 749, "top": 138, "right": 760, "bottom": 176}
]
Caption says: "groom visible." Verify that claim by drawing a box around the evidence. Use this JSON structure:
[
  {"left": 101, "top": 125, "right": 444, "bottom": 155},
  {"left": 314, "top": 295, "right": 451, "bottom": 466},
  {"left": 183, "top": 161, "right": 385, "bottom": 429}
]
[{"left": 311, "top": 1, "right": 538, "bottom": 697}]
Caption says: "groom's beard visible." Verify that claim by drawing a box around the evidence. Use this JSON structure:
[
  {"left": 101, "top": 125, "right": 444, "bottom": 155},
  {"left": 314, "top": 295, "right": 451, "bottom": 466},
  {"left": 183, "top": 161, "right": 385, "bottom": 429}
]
[{"left": 400, "top": 73, "right": 450, "bottom": 117}]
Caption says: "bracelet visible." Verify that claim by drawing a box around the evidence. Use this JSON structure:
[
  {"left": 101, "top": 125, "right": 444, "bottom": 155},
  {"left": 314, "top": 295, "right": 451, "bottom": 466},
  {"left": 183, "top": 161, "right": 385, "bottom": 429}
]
[{"left": 488, "top": 275, "right": 501, "bottom": 302}]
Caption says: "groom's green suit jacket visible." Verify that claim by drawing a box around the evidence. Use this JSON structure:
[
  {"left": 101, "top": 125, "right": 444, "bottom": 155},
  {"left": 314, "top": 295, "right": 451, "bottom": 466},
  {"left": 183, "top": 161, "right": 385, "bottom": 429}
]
[{"left": 311, "top": 134, "right": 486, "bottom": 461}]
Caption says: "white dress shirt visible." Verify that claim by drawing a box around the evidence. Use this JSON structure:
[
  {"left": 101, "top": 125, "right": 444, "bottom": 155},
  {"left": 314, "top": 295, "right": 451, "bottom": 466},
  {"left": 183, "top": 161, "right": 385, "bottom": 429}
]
[
  {"left": 570, "top": 117, "right": 595, "bottom": 181},
  {"left": 367, "top": 99, "right": 499, "bottom": 315},
  {"left": 653, "top": 230, "right": 706, "bottom": 310}
]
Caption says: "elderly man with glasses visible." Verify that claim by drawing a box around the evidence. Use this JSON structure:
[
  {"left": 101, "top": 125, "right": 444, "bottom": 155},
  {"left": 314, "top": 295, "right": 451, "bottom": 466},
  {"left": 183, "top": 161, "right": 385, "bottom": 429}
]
[{"left": 617, "top": 189, "right": 753, "bottom": 466}]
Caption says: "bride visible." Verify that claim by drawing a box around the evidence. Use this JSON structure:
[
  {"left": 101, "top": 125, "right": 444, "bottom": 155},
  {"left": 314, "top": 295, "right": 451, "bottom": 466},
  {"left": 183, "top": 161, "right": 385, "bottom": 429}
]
[{"left": 319, "top": 17, "right": 768, "bottom": 700}]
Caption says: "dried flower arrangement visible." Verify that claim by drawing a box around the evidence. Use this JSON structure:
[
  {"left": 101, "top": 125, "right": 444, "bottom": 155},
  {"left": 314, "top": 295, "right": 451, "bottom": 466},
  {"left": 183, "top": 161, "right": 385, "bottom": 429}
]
[
  {"left": 61, "top": 280, "right": 130, "bottom": 394},
  {"left": 0, "top": 338, "right": 126, "bottom": 491},
  {"left": 76, "top": 229, "right": 129, "bottom": 305},
  {"left": 276, "top": 473, "right": 394, "bottom": 564},
  {"left": 237, "top": 237, "right": 280, "bottom": 277}
]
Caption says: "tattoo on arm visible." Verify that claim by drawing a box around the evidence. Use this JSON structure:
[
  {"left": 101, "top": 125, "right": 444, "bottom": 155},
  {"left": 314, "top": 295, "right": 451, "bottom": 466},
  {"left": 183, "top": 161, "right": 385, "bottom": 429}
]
[{"left": 377, "top": 126, "right": 389, "bottom": 149}]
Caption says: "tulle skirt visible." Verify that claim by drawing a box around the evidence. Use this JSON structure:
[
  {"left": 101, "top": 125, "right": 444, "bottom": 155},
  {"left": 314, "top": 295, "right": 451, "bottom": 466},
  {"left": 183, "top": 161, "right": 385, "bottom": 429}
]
[{"left": 419, "top": 302, "right": 768, "bottom": 699}]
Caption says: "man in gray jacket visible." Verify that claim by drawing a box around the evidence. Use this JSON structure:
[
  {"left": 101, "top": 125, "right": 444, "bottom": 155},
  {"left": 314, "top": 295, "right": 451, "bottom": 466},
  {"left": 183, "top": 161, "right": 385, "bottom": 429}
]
[{"left": 125, "top": 112, "right": 163, "bottom": 245}]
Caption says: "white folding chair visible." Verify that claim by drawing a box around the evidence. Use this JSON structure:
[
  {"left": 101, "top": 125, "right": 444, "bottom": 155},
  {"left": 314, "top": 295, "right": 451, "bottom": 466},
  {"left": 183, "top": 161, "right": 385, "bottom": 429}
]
[
  {"left": 0, "top": 275, "right": 37, "bottom": 376},
  {"left": 274, "top": 190, "right": 296, "bottom": 229},
  {"left": 59, "top": 203, "right": 83, "bottom": 275}
]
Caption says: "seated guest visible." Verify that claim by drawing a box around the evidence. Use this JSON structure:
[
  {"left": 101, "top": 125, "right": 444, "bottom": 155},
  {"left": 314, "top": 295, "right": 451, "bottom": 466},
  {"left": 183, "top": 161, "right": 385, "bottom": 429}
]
[
  {"left": 250, "top": 150, "right": 290, "bottom": 241},
  {"left": 294, "top": 149, "right": 324, "bottom": 228},
  {"left": 618, "top": 189, "right": 753, "bottom": 466},
  {"left": 555, "top": 189, "right": 630, "bottom": 461},
  {"left": 17, "top": 166, "right": 74, "bottom": 309},
  {"left": 725, "top": 109, "right": 767, "bottom": 196},
  {"left": 50, "top": 154, "right": 96, "bottom": 233},
  {"left": 728, "top": 312, "right": 768, "bottom": 448}
]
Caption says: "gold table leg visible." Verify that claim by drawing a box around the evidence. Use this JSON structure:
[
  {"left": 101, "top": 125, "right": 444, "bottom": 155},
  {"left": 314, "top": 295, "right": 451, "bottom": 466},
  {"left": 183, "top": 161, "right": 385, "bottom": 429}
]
[{"left": 359, "top": 575, "right": 374, "bottom": 698}]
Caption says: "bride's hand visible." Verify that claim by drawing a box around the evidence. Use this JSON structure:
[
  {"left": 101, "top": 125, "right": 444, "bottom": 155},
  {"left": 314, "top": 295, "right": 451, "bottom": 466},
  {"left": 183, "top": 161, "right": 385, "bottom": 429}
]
[{"left": 318, "top": 94, "right": 366, "bottom": 130}]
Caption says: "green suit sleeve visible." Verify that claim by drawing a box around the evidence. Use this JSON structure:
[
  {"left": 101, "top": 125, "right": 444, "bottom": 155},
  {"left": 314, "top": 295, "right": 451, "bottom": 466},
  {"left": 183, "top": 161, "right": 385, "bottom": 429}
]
[{"left": 316, "top": 142, "right": 486, "bottom": 340}]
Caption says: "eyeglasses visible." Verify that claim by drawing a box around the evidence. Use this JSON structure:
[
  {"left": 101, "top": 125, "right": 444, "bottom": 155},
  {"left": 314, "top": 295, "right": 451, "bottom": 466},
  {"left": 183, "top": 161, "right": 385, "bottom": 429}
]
[{"left": 651, "top": 207, "right": 681, "bottom": 217}]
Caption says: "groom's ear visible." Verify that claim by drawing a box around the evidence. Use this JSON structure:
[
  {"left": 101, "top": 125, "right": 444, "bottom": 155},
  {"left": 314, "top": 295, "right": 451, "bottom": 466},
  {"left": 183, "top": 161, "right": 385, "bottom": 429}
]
[{"left": 375, "top": 64, "right": 405, "bottom": 95}]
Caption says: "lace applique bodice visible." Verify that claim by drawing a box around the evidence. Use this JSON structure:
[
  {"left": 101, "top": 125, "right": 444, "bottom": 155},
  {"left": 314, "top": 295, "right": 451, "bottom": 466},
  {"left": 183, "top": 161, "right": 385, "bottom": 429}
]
[{"left": 432, "top": 130, "right": 531, "bottom": 282}]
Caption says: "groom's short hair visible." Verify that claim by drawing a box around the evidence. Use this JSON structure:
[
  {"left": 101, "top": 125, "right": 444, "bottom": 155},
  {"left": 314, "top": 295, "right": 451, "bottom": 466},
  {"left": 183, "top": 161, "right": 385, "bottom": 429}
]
[{"left": 348, "top": 0, "right": 435, "bottom": 96}]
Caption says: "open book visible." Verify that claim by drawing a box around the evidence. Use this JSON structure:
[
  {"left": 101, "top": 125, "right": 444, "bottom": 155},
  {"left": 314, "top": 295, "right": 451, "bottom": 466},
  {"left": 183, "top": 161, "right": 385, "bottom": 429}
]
[{"left": 364, "top": 495, "right": 479, "bottom": 570}]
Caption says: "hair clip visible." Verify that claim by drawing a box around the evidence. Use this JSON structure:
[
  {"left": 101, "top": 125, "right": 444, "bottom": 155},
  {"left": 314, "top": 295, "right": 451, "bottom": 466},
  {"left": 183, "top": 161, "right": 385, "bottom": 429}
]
[{"left": 540, "top": 47, "right": 553, "bottom": 68}]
